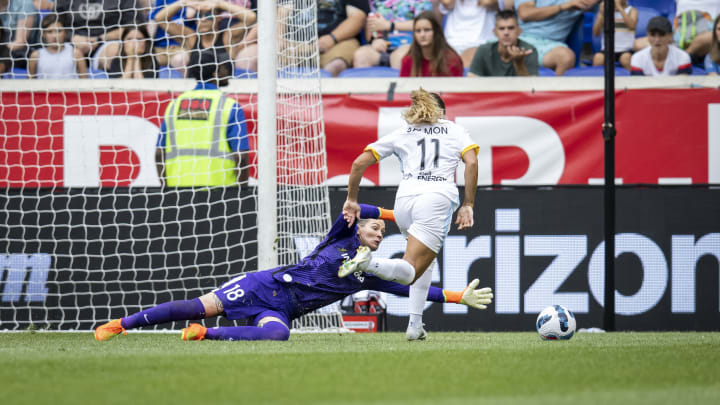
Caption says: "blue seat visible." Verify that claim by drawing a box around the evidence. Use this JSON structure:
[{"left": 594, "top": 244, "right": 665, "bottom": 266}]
[
  {"left": 592, "top": 32, "right": 602, "bottom": 54},
  {"left": 563, "top": 66, "right": 630, "bottom": 76},
  {"left": 158, "top": 66, "right": 183, "bottom": 79},
  {"left": 538, "top": 67, "right": 556, "bottom": 76},
  {"left": 635, "top": 6, "right": 662, "bottom": 38},
  {"left": 88, "top": 68, "right": 108, "bottom": 79},
  {"left": 615, "top": 66, "right": 631, "bottom": 76},
  {"left": 338, "top": 67, "right": 400, "bottom": 78},
  {"left": 234, "top": 68, "right": 258, "bottom": 79},
  {"left": 691, "top": 66, "right": 707, "bottom": 75},
  {"left": 629, "top": 0, "right": 675, "bottom": 18},
  {"left": 583, "top": 11, "right": 596, "bottom": 47},
  {"left": 3, "top": 67, "right": 28, "bottom": 79},
  {"left": 277, "top": 67, "right": 332, "bottom": 79}
]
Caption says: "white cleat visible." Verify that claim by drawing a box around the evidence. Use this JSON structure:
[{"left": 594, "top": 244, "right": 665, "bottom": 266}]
[
  {"left": 406, "top": 324, "right": 428, "bottom": 341},
  {"left": 338, "top": 245, "right": 372, "bottom": 278}
]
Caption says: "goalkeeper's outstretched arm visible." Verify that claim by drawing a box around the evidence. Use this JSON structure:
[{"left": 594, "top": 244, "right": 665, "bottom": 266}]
[{"left": 366, "top": 278, "right": 494, "bottom": 310}]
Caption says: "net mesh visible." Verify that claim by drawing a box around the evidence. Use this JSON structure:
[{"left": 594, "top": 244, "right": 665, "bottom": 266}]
[{"left": 0, "top": 0, "right": 338, "bottom": 332}]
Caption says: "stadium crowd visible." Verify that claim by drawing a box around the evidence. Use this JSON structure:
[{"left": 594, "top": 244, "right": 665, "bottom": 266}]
[{"left": 1, "top": 0, "right": 718, "bottom": 78}]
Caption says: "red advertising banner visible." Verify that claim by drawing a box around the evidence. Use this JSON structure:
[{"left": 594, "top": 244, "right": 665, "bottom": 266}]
[{"left": 2, "top": 89, "right": 719, "bottom": 187}]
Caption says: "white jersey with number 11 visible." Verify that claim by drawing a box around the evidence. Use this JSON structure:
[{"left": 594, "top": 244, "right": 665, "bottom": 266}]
[{"left": 365, "top": 118, "right": 479, "bottom": 203}]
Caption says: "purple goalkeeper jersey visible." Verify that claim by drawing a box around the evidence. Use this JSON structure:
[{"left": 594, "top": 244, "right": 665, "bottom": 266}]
[{"left": 268, "top": 207, "right": 425, "bottom": 319}]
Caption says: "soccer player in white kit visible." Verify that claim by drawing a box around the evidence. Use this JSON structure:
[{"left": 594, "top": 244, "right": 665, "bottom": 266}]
[{"left": 339, "top": 88, "right": 481, "bottom": 340}]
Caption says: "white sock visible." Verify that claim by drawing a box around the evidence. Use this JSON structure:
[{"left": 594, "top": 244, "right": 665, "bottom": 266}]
[
  {"left": 409, "top": 313, "right": 423, "bottom": 329},
  {"left": 359, "top": 257, "right": 415, "bottom": 285},
  {"left": 408, "top": 266, "right": 433, "bottom": 329}
]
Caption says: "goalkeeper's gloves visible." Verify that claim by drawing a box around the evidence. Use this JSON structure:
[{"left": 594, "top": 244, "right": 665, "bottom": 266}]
[
  {"left": 460, "top": 279, "right": 493, "bottom": 310},
  {"left": 444, "top": 279, "right": 493, "bottom": 310}
]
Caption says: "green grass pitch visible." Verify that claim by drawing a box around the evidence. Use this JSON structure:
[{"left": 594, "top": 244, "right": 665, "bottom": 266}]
[{"left": 1, "top": 331, "right": 718, "bottom": 405}]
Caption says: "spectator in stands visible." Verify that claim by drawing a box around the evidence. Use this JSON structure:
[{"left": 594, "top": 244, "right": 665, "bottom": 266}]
[
  {"left": 440, "top": 0, "right": 498, "bottom": 67},
  {"left": 33, "top": 0, "right": 53, "bottom": 11},
  {"left": 352, "top": 0, "right": 435, "bottom": 70},
  {"left": 630, "top": 16, "right": 692, "bottom": 76},
  {"left": 54, "top": 0, "right": 141, "bottom": 58},
  {"left": 151, "top": 0, "right": 187, "bottom": 67},
  {"left": 0, "top": 26, "right": 10, "bottom": 75},
  {"left": 156, "top": 49, "right": 249, "bottom": 187},
  {"left": 226, "top": 0, "right": 257, "bottom": 71},
  {"left": 674, "top": 1, "right": 719, "bottom": 61},
  {"left": 515, "top": 0, "right": 600, "bottom": 76},
  {"left": 468, "top": 9, "right": 539, "bottom": 76},
  {"left": 151, "top": 0, "right": 199, "bottom": 67},
  {"left": 153, "top": 0, "right": 255, "bottom": 75},
  {"left": 592, "top": 0, "right": 636, "bottom": 71},
  {"left": 236, "top": 0, "right": 369, "bottom": 77},
  {"left": 314, "top": 0, "right": 368, "bottom": 76},
  {"left": 634, "top": 1, "right": 719, "bottom": 63},
  {"left": 400, "top": 11, "right": 463, "bottom": 76},
  {"left": 235, "top": 0, "right": 294, "bottom": 74},
  {"left": 27, "top": 12, "right": 86, "bottom": 78},
  {"left": 0, "top": 0, "right": 36, "bottom": 69},
  {"left": 706, "top": 14, "right": 720, "bottom": 74},
  {"left": 99, "top": 24, "right": 158, "bottom": 78}
]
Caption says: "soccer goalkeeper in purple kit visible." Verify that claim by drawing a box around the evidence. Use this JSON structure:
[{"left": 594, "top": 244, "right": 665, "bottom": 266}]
[{"left": 94, "top": 204, "right": 493, "bottom": 341}]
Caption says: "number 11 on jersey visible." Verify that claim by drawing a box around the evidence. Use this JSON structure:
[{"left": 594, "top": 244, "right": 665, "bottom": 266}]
[{"left": 417, "top": 138, "right": 440, "bottom": 171}]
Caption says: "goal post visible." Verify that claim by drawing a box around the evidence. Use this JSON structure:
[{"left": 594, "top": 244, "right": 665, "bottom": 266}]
[
  {"left": 257, "top": 0, "right": 278, "bottom": 271},
  {"left": 0, "top": 0, "right": 337, "bottom": 332}
]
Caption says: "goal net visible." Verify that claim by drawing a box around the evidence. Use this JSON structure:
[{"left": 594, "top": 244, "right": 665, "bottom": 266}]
[{"left": 0, "top": 0, "right": 339, "bottom": 332}]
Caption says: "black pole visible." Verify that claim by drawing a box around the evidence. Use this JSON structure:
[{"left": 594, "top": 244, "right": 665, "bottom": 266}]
[{"left": 602, "top": 0, "right": 616, "bottom": 332}]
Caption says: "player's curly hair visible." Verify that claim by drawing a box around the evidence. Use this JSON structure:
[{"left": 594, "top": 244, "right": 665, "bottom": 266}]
[{"left": 403, "top": 87, "right": 443, "bottom": 125}]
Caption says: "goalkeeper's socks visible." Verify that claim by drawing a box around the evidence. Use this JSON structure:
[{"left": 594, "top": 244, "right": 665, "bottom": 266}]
[
  {"left": 360, "top": 258, "right": 415, "bottom": 285},
  {"left": 205, "top": 322, "right": 290, "bottom": 341},
  {"left": 121, "top": 298, "right": 206, "bottom": 329}
]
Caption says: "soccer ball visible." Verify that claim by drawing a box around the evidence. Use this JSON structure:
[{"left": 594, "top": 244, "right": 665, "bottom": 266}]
[{"left": 536, "top": 305, "right": 576, "bottom": 340}]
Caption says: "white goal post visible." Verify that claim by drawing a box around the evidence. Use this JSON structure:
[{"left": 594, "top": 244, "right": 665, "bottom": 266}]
[{"left": 0, "top": 0, "right": 343, "bottom": 332}]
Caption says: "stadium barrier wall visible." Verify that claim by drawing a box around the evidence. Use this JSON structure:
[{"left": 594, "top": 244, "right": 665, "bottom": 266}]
[
  {"left": 326, "top": 187, "right": 720, "bottom": 332},
  {"left": 2, "top": 77, "right": 719, "bottom": 188},
  {"left": 1, "top": 186, "right": 717, "bottom": 331},
  {"left": 2, "top": 77, "right": 719, "bottom": 331}
]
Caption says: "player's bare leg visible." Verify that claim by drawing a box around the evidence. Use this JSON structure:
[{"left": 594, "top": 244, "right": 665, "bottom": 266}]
[
  {"left": 402, "top": 234, "right": 437, "bottom": 283},
  {"left": 180, "top": 293, "right": 223, "bottom": 341},
  {"left": 198, "top": 292, "right": 223, "bottom": 317}
]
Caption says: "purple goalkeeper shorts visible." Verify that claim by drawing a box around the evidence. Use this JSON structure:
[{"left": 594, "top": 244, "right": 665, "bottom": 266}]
[{"left": 212, "top": 270, "right": 293, "bottom": 327}]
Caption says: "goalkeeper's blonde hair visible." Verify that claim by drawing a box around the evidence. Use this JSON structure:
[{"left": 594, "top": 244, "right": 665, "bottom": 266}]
[{"left": 403, "top": 88, "right": 443, "bottom": 125}]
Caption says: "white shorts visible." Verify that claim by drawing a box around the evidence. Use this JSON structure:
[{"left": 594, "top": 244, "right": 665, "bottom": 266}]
[{"left": 394, "top": 193, "right": 458, "bottom": 254}]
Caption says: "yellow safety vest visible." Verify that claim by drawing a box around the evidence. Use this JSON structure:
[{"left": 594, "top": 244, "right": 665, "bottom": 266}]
[{"left": 163, "top": 89, "right": 238, "bottom": 186}]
